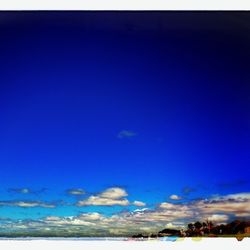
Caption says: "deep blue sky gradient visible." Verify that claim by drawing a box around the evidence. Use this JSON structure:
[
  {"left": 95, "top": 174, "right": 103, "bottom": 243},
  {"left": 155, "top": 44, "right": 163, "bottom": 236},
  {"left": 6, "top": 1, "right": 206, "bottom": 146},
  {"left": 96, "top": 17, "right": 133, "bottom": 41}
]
[{"left": 0, "top": 12, "right": 249, "bottom": 219}]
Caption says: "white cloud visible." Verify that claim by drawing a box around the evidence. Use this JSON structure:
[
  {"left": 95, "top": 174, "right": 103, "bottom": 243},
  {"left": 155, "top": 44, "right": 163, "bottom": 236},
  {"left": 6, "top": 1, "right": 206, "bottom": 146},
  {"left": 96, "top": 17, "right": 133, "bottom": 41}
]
[
  {"left": 35, "top": 207, "right": 192, "bottom": 235},
  {"left": 78, "top": 212, "right": 102, "bottom": 221},
  {"left": 77, "top": 196, "right": 129, "bottom": 206},
  {"left": 169, "top": 194, "right": 182, "bottom": 200},
  {"left": 133, "top": 201, "right": 146, "bottom": 207},
  {"left": 165, "top": 222, "right": 174, "bottom": 228},
  {"left": 99, "top": 187, "right": 128, "bottom": 199},
  {"left": 206, "top": 214, "right": 229, "bottom": 223},
  {"left": 158, "top": 192, "right": 250, "bottom": 223},
  {"left": 159, "top": 202, "right": 176, "bottom": 209},
  {"left": 164, "top": 222, "right": 185, "bottom": 229},
  {"left": 45, "top": 216, "right": 61, "bottom": 221},
  {"left": 44, "top": 216, "right": 95, "bottom": 226},
  {"left": 77, "top": 187, "right": 130, "bottom": 206}
]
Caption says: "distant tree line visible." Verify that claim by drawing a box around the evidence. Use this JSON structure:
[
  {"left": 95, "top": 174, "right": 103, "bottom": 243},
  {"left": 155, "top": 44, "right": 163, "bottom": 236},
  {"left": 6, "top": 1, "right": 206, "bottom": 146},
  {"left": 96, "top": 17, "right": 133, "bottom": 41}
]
[{"left": 132, "top": 220, "right": 250, "bottom": 238}]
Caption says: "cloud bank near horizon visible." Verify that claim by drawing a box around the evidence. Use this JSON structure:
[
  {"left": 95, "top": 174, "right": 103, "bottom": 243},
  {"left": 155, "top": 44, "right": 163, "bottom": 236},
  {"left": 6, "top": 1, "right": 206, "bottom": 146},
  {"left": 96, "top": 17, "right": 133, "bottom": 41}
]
[{"left": 0, "top": 191, "right": 249, "bottom": 236}]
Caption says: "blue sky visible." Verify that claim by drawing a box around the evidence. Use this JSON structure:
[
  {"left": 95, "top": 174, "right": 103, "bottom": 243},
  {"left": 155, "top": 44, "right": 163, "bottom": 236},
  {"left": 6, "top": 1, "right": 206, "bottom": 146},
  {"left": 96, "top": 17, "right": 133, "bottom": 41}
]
[{"left": 0, "top": 12, "right": 249, "bottom": 235}]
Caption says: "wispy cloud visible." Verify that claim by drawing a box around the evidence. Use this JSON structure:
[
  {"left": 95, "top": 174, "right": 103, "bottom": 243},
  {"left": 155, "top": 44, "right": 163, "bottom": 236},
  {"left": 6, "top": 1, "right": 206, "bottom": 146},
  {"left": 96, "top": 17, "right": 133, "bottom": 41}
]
[
  {"left": 117, "top": 130, "right": 137, "bottom": 139},
  {"left": 66, "top": 188, "right": 85, "bottom": 195},
  {"left": 0, "top": 200, "right": 56, "bottom": 208},
  {"left": 196, "top": 192, "right": 250, "bottom": 217},
  {"left": 8, "top": 188, "right": 30, "bottom": 194}
]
